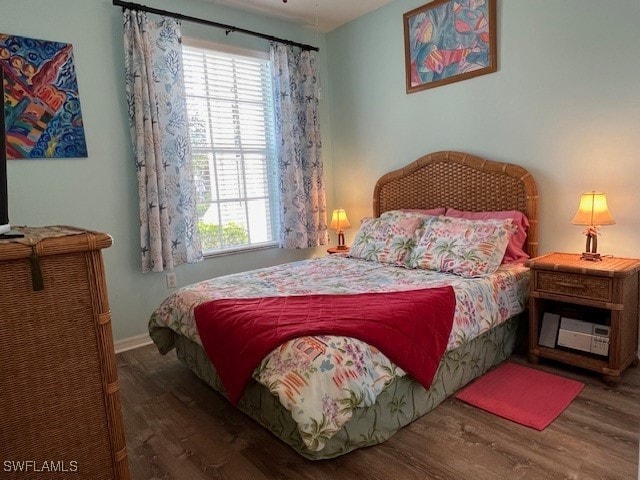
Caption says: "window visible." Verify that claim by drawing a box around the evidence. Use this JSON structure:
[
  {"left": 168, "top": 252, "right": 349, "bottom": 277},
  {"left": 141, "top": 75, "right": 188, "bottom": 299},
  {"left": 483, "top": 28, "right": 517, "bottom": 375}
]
[{"left": 182, "top": 40, "right": 279, "bottom": 254}]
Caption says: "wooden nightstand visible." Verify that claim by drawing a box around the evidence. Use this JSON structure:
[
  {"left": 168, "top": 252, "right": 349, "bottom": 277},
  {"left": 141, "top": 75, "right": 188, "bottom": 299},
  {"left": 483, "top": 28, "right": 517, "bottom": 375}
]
[
  {"left": 526, "top": 252, "right": 640, "bottom": 385},
  {"left": 327, "top": 247, "right": 349, "bottom": 254}
]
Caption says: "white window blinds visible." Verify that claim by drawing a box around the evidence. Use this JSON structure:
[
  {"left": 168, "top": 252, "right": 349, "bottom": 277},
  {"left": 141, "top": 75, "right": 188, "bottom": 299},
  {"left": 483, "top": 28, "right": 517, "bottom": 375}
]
[{"left": 182, "top": 42, "right": 279, "bottom": 253}]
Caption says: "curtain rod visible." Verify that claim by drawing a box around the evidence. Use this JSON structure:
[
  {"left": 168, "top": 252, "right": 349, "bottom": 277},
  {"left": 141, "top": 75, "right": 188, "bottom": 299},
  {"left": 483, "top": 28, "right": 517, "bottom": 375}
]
[{"left": 112, "top": 0, "right": 319, "bottom": 52}]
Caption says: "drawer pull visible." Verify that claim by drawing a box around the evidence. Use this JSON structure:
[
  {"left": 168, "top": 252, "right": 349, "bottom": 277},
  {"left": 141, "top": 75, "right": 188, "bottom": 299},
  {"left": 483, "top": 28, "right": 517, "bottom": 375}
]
[{"left": 555, "top": 281, "right": 586, "bottom": 289}]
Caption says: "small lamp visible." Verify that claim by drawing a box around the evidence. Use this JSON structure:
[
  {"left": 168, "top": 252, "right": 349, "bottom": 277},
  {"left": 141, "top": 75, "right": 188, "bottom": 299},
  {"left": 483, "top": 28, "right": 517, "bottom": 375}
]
[
  {"left": 571, "top": 191, "right": 615, "bottom": 261},
  {"left": 330, "top": 209, "right": 351, "bottom": 250}
]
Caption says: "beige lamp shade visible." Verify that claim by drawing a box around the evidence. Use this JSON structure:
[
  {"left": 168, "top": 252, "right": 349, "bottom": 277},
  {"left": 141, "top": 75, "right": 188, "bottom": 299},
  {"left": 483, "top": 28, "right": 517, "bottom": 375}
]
[
  {"left": 330, "top": 209, "right": 351, "bottom": 231},
  {"left": 571, "top": 192, "right": 615, "bottom": 226}
]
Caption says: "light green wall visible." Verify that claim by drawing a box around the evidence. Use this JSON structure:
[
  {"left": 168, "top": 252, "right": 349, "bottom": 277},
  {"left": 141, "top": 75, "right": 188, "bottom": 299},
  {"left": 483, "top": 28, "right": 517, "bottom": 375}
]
[
  {"left": 326, "top": 0, "right": 640, "bottom": 259},
  {"left": 3, "top": 0, "right": 332, "bottom": 340}
]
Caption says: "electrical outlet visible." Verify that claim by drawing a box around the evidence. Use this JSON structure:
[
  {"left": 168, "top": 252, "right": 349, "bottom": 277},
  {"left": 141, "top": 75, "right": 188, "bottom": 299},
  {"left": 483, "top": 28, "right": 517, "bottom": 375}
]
[{"left": 166, "top": 272, "right": 177, "bottom": 289}]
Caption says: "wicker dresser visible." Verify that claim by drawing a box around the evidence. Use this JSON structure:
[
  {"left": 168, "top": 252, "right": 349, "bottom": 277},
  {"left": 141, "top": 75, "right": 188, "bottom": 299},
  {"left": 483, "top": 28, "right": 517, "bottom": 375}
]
[{"left": 0, "top": 226, "right": 130, "bottom": 480}]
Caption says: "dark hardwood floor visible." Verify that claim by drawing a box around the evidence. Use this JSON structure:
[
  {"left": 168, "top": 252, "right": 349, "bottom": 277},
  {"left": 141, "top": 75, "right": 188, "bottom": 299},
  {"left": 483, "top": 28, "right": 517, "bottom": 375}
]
[{"left": 117, "top": 345, "right": 640, "bottom": 480}]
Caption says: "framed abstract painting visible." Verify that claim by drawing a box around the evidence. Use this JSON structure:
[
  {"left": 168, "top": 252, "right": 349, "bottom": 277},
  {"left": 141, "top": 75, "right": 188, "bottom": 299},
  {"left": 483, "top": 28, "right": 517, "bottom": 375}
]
[
  {"left": 0, "top": 33, "right": 88, "bottom": 158},
  {"left": 404, "top": 0, "right": 497, "bottom": 94}
]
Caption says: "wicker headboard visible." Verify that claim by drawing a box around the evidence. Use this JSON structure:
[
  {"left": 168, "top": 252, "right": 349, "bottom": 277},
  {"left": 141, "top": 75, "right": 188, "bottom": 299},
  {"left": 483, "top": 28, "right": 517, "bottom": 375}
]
[{"left": 373, "top": 151, "right": 539, "bottom": 258}]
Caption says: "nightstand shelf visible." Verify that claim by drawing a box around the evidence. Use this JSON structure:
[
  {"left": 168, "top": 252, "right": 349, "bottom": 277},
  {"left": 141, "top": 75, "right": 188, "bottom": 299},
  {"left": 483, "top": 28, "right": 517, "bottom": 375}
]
[{"left": 526, "top": 252, "right": 640, "bottom": 385}]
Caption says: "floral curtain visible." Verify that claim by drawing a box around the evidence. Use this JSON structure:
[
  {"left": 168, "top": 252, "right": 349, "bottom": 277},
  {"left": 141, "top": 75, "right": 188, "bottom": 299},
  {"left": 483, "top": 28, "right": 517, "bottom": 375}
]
[
  {"left": 123, "top": 10, "right": 202, "bottom": 272},
  {"left": 270, "top": 43, "right": 328, "bottom": 249}
]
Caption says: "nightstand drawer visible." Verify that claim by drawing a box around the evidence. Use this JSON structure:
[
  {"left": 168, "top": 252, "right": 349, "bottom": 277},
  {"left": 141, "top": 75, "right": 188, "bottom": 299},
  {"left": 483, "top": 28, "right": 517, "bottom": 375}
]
[{"left": 535, "top": 271, "right": 612, "bottom": 302}]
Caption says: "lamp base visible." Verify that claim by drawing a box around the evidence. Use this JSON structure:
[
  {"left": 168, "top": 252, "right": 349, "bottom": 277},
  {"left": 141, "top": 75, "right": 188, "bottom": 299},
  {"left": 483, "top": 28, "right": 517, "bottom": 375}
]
[
  {"left": 580, "top": 252, "right": 602, "bottom": 261},
  {"left": 335, "top": 244, "right": 348, "bottom": 251}
]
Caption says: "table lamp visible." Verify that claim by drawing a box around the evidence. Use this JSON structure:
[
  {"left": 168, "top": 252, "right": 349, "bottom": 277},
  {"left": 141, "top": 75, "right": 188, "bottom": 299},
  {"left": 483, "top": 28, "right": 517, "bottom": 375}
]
[
  {"left": 571, "top": 191, "right": 615, "bottom": 261},
  {"left": 330, "top": 209, "right": 350, "bottom": 250}
]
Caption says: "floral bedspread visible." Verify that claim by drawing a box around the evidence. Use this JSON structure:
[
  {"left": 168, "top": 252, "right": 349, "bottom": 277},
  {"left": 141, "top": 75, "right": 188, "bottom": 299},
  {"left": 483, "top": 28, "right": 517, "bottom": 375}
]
[{"left": 149, "top": 255, "right": 529, "bottom": 451}]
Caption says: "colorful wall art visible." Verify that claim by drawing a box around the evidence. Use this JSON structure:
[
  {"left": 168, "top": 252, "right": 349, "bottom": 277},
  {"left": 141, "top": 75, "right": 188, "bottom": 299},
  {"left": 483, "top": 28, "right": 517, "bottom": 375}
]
[
  {"left": 0, "top": 33, "right": 87, "bottom": 158},
  {"left": 404, "top": 0, "right": 497, "bottom": 93}
]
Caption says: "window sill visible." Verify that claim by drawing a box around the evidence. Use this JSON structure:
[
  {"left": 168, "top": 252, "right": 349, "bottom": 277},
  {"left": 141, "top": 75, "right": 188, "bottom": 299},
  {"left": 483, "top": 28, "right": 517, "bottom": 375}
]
[{"left": 203, "top": 242, "right": 279, "bottom": 259}]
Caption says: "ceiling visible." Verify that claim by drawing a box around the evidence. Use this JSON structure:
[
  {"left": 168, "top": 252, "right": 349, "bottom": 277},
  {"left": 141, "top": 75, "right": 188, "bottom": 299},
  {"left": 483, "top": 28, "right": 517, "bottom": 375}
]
[{"left": 204, "top": 0, "right": 394, "bottom": 32}]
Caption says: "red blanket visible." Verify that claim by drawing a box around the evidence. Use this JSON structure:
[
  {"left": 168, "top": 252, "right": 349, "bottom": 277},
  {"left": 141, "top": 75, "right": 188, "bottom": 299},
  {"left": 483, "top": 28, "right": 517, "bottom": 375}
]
[{"left": 194, "top": 287, "right": 456, "bottom": 404}]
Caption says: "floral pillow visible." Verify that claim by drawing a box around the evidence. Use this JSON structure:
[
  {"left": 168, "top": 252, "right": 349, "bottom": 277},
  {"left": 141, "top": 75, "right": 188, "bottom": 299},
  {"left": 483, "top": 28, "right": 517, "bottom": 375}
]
[
  {"left": 445, "top": 208, "right": 530, "bottom": 263},
  {"left": 407, "top": 216, "right": 516, "bottom": 277},
  {"left": 348, "top": 210, "right": 428, "bottom": 266}
]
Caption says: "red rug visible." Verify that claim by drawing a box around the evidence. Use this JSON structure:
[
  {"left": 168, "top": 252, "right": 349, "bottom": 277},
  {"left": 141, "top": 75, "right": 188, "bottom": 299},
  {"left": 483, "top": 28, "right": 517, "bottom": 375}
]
[{"left": 454, "top": 362, "right": 584, "bottom": 430}]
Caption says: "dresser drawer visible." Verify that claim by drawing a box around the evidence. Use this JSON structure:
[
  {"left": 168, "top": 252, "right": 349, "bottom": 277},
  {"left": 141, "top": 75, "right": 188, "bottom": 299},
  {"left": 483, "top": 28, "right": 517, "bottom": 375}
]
[{"left": 535, "top": 271, "right": 612, "bottom": 302}]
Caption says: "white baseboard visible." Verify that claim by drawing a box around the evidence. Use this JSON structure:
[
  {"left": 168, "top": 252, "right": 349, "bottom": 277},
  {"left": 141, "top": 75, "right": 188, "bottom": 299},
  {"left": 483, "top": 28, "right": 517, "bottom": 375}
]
[{"left": 114, "top": 332, "right": 153, "bottom": 354}]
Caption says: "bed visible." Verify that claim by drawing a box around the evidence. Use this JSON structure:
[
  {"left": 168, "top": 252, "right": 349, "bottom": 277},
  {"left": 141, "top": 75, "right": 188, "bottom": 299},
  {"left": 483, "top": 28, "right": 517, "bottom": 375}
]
[{"left": 148, "top": 150, "right": 539, "bottom": 460}]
